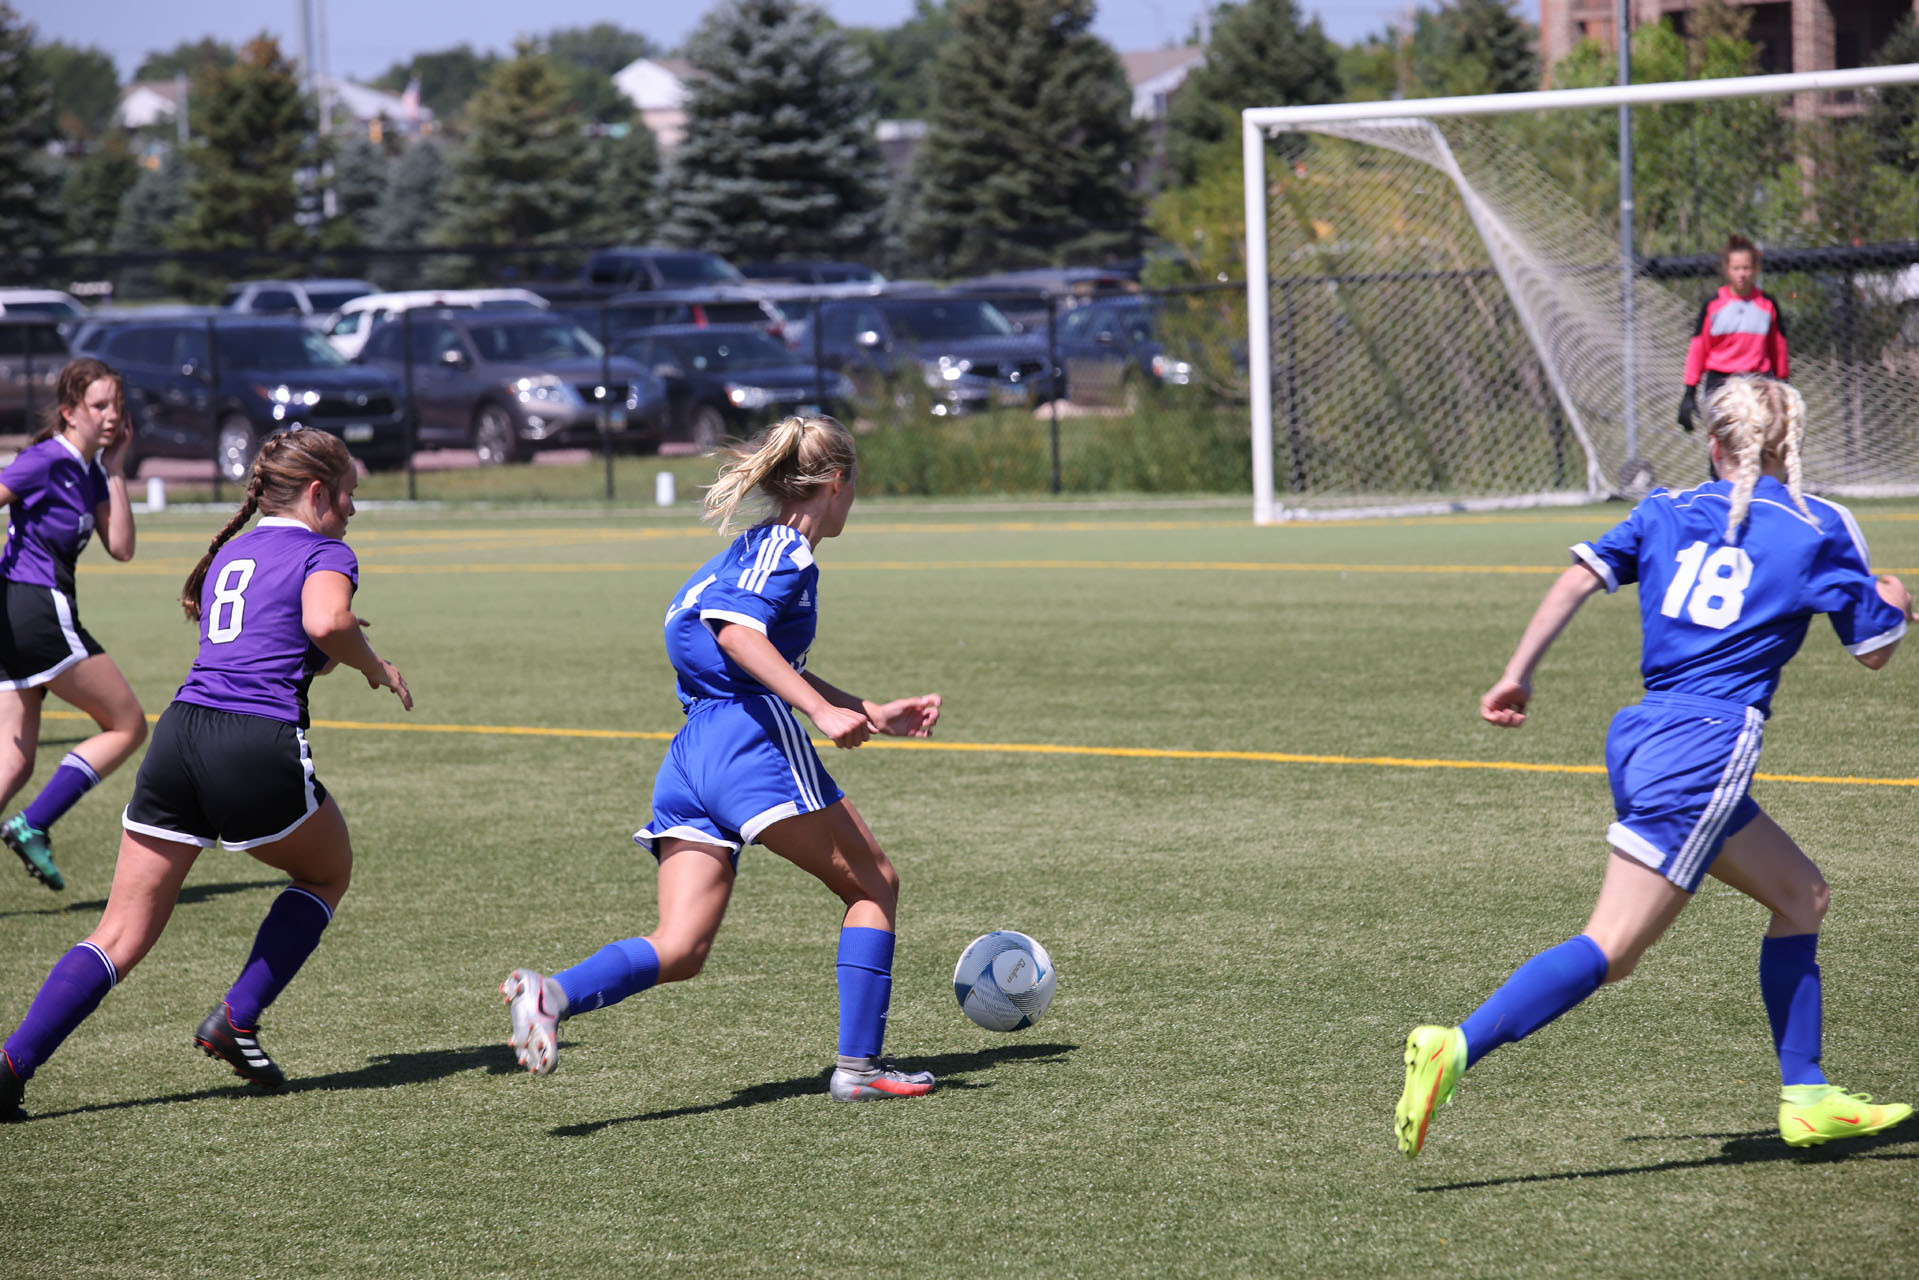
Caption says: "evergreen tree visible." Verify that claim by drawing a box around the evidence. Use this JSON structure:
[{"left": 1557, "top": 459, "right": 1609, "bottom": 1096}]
[
  {"left": 134, "top": 38, "right": 236, "bottom": 84},
  {"left": 434, "top": 44, "right": 594, "bottom": 246},
  {"left": 0, "top": 4, "right": 62, "bottom": 258},
  {"left": 1866, "top": 16, "right": 1919, "bottom": 172},
  {"left": 323, "top": 135, "right": 389, "bottom": 247},
  {"left": 1412, "top": 0, "right": 1537, "bottom": 97},
  {"left": 842, "top": 0, "right": 954, "bottom": 120},
  {"left": 373, "top": 137, "right": 447, "bottom": 245},
  {"left": 545, "top": 24, "right": 657, "bottom": 122},
  {"left": 370, "top": 46, "right": 499, "bottom": 129},
  {"left": 904, "top": 0, "right": 1141, "bottom": 275},
  {"left": 1163, "top": 0, "right": 1341, "bottom": 189},
  {"left": 169, "top": 35, "right": 312, "bottom": 272},
  {"left": 579, "top": 119, "right": 662, "bottom": 246},
  {"left": 61, "top": 135, "right": 140, "bottom": 250},
  {"left": 110, "top": 150, "right": 191, "bottom": 299},
  {"left": 37, "top": 41, "right": 119, "bottom": 142},
  {"left": 658, "top": 0, "right": 889, "bottom": 261}
]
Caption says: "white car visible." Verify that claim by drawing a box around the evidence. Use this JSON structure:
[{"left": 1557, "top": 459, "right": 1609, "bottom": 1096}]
[
  {"left": 322, "top": 289, "right": 549, "bottom": 359},
  {"left": 0, "top": 288, "right": 88, "bottom": 327}
]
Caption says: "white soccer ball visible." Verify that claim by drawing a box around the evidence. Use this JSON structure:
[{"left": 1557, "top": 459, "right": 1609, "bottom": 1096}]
[{"left": 953, "top": 930, "right": 1056, "bottom": 1032}]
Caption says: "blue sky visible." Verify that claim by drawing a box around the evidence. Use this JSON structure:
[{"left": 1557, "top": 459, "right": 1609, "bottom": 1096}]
[{"left": 30, "top": 1, "right": 1542, "bottom": 82}]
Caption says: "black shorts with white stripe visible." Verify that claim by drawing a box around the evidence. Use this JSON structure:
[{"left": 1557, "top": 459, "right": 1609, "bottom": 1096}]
[
  {"left": 123, "top": 702, "right": 329, "bottom": 850},
  {"left": 0, "top": 580, "right": 103, "bottom": 691}
]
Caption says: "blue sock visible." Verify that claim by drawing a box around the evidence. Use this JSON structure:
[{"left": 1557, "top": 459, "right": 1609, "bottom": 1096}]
[
  {"left": 836, "top": 926, "right": 895, "bottom": 1060},
  {"left": 21, "top": 753, "right": 101, "bottom": 832},
  {"left": 3, "top": 942, "right": 116, "bottom": 1079},
  {"left": 1759, "top": 933, "right": 1826, "bottom": 1087},
  {"left": 223, "top": 887, "right": 332, "bottom": 1028},
  {"left": 1457, "top": 934, "right": 1609, "bottom": 1069},
  {"left": 554, "top": 938, "right": 659, "bottom": 1015}
]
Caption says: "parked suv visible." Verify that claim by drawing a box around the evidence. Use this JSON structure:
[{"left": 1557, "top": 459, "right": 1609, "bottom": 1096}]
[
  {"left": 72, "top": 315, "right": 407, "bottom": 480},
  {"left": 0, "top": 318, "right": 67, "bottom": 433},
  {"left": 355, "top": 311, "right": 665, "bottom": 464},
  {"left": 323, "top": 289, "right": 547, "bottom": 360},
  {"left": 1055, "top": 295, "right": 1194, "bottom": 409},
  {"left": 578, "top": 248, "right": 746, "bottom": 293},
  {"left": 553, "top": 289, "right": 786, "bottom": 343},
  {"left": 222, "top": 278, "right": 378, "bottom": 323},
  {"left": 615, "top": 325, "right": 855, "bottom": 445},
  {"left": 813, "top": 294, "right": 1057, "bottom": 414}
]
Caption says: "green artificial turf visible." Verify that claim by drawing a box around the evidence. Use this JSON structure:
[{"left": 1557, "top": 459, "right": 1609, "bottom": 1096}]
[{"left": 2, "top": 497, "right": 1915, "bottom": 1277}]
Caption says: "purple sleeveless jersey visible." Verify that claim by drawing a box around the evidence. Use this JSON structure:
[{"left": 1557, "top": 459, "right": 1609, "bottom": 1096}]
[
  {"left": 0, "top": 436, "right": 112, "bottom": 595},
  {"left": 174, "top": 517, "right": 359, "bottom": 727}
]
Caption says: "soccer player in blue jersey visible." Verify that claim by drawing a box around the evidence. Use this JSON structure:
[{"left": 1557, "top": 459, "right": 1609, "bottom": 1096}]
[
  {"left": 502, "top": 414, "right": 943, "bottom": 1102},
  {"left": 1396, "top": 375, "right": 1915, "bottom": 1158},
  {"left": 0, "top": 358, "right": 147, "bottom": 891},
  {"left": 0, "top": 428, "right": 411, "bottom": 1120}
]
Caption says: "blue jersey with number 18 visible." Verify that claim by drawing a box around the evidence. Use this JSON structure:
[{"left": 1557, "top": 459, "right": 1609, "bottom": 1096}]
[{"left": 1573, "top": 476, "right": 1905, "bottom": 716}]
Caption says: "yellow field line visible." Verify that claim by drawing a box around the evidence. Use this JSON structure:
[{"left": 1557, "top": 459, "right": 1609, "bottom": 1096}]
[{"left": 43, "top": 710, "right": 1916, "bottom": 788}]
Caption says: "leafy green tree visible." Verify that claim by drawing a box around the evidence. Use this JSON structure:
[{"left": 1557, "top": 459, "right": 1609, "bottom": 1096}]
[
  {"left": 61, "top": 135, "right": 140, "bottom": 250},
  {"left": 1337, "top": 28, "right": 1405, "bottom": 104},
  {"left": 36, "top": 41, "right": 118, "bottom": 141},
  {"left": 545, "top": 24, "right": 658, "bottom": 121},
  {"left": 1865, "top": 16, "right": 1919, "bottom": 172},
  {"left": 579, "top": 119, "right": 662, "bottom": 246},
  {"left": 841, "top": 0, "right": 954, "bottom": 119},
  {"left": 321, "top": 135, "right": 389, "bottom": 247},
  {"left": 0, "top": 4, "right": 62, "bottom": 258},
  {"left": 1411, "top": 0, "right": 1537, "bottom": 96},
  {"left": 133, "top": 38, "right": 235, "bottom": 84},
  {"left": 1163, "top": 0, "right": 1340, "bottom": 189},
  {"left": 110, "top": 150, "right": 191, "bottom": 298},
  {"left": 372, "top": 137, "right": 447, "bottom": 245},
  {"left": 169, "top": 35, "right": 313, "bottom": 279},
  {"left": 904, "top": 0, "right": 1141, "bottom": 275},
  {"left": 659, "top": 0, "right": 889, "bottom": 261},
  {"left": 370, "top": 46, "right": 499, "bottom": 124},
  {"left": 434, "top": 44, "right": 594, "bottom": 246}
]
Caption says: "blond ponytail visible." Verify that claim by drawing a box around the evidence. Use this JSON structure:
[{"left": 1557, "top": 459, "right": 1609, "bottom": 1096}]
[{"left": 702, "top": 414, "right": 857, "bottom": 535}]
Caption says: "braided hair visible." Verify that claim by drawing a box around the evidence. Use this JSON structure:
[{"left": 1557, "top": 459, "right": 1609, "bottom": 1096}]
[
  {"left": 702, "top": 414, "right": 857, "bottom": 535},
  {"left": 1706, "top": 375, "right": 1812, "bottom": 540},
  {"left": 180, "top": 428, "right": 356, "bottom": 620}
]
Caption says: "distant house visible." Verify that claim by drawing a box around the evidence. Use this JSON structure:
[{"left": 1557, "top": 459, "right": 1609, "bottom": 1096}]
[
  {"left": 615, "top": 57, "right": 699, "bottom": 150},
  {"left": 111, "top": 74, "right": 433, "bottom": 140},
  {"left": 1120, "top": 46, "right": 1205, "bottom": 121},
  {"left": 113, "top": 81, "right": 183, "bottom": 131}
]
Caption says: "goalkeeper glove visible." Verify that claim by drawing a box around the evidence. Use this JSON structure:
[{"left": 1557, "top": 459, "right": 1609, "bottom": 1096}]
[{"left": 1677, "top": 385, "right": 1698, "bottom": 433}]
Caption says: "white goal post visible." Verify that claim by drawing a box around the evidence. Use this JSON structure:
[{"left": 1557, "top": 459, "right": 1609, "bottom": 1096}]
[{"left": 1242, "top": 63, "right": 1919, "bottom": 524}]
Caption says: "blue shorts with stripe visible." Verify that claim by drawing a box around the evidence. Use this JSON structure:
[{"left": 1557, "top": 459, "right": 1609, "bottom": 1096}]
[
  {"left": 635, "top": 695, "right": 844, "bottom": 868},
  {"left": 1604, "top": 691, "right": 1764, "bottom": 892}
]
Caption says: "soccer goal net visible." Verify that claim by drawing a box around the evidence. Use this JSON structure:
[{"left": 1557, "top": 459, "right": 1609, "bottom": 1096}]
[{"left": 1241, "top": 64, "right": 1919, "bottom": 523}]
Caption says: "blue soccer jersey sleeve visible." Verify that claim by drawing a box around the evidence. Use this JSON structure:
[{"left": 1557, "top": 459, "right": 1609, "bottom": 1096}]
[
  {"left": 1572, "top": 500, "right": 1651, "bottom": 593},
  {"left": 696, "top": 524, "right": 816, "bottom": 638},
  {"left": 1803, "top": 499, "right": 1906, "bottom": 655}
]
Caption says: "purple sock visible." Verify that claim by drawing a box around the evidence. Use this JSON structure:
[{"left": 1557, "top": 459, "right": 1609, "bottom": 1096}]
[
  {"left": 836, "top": 926, "right": 896, "bottom": 1060},
  {"left": 3, "top": 942, "right": 117, "bottom": 1079},
  {"left": 223, "top": 887, "right": 332, "bottom": 1028},
  {"left": 21, "top": 753, "right": 101, "bottom": 832},
  {"left": 1759, "top": 933, "right": 1826, "bottom": 1087}
]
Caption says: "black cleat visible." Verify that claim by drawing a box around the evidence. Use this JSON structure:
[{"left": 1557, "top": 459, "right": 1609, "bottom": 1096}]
[
  {"left": 193, "top": 1004, "right": 286, "bottom": 1089},
  {"left": 1, "top": 1054, "right": 25, "bottom": 1122}
]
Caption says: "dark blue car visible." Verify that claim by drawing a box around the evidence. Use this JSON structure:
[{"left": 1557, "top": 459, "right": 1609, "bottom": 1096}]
[
  {"left": 1055, "top": 295, "right": 1195, "bottom": 410},
  {"left": 616, "top": 325, "right": 855, "bottom": 446}
]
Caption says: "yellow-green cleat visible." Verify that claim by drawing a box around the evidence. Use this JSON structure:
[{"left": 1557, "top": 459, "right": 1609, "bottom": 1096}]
[
  {"left": 1395, "top": 1025, "right": 1466, "bottom": 1158},
  {"left": 1779, "top": 1085, "right": 1912, "bottom": 1148}
]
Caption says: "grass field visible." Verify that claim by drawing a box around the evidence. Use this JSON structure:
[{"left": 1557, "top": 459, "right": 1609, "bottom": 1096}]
[{"left": 3, "top": 495, "right": 1917, "bottom": 1278}]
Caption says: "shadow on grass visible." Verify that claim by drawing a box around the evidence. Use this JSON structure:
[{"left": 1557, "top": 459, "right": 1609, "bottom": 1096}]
[
  {"left": 22, "top": 1042, "right": 522, "bottom": 1122},
  {"left": 1418, "top": 1127, "right": 1919, "bottom": 1192},
  {"left": 550, "top": 1040, "right": 1078, "bottom": 1138},
  {"left": 0, "top": 878, "right": 284, "bottom": 921}
]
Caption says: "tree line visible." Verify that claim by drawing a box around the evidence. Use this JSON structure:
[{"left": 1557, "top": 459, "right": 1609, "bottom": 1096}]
[{"left": 4, "top": 0, "right": 1916, "bottom": 297}]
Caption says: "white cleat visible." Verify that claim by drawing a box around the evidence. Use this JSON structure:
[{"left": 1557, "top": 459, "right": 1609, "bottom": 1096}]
[{"left": 501, "top": 968, "right": 562, "bottom": 1076}]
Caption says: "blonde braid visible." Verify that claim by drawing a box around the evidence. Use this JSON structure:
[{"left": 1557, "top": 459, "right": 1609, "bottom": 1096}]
[
  {"left": 1773, "top": 379, "right": 1814, "bottom": 524},
  {"left": 1708, "top": 375, "right": 1815, "bottom": 540}
]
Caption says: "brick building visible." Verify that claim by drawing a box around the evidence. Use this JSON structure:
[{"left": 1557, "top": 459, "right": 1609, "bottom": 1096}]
[{"left": 1539, "top": 0, "right": 1917, "bottom": 75}]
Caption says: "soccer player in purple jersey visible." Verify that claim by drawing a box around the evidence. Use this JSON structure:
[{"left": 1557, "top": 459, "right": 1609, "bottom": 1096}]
[
  {"left": 0, "top": 358, "right": 146, "bottom": 891},
  {"left": 501, "top": 414, "right": 944, "bottom": 1102},
  {"left": 0, "top": 428, "right": 411, "bottom": 1120},
  {"left": 1396, "top": 376, "right": 1915, "bottom": 1158}
]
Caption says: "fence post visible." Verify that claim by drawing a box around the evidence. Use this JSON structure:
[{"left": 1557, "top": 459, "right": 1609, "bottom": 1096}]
[
  {"left": 600, "top": 303, "right": 614, "bottom": 502},
  {"left": 1047, "top": 294, "right": 1060, "bottom": 495},
  {"left": 206, "top": 315, "right": 222, "bottom": 504},
  {"left": 401, "top": 309, "right": 417, "bottom": 502},
  {"left": 812, "top": 295, "right": 826, "bottom": 408},
  {"left": 21, "top": 323, "right": 34, "bottom": 435}
]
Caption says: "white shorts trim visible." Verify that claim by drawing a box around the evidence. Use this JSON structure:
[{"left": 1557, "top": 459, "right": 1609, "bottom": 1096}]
[
  {"left": 1607, "top": 821, "right": 1666, "bottom": 870},
  {"left": 0, "top": 588, "right": 91, "bottom": 691},
  {"left": 121, "top": 808, "right": 216, "bottom": 849},
  {"left": 633, "top": 823, "right": 741, "bottom": 854},
  {"left": 220, "top": 725, "right": 321, "bottom": 850},
  {"left": 740, "top": 801, "right": 803, "bottom": 844}
]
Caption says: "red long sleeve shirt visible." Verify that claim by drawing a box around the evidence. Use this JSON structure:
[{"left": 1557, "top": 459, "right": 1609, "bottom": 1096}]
[{"left": 1684, "top": 286, "right": 1789, "bottom": 385}]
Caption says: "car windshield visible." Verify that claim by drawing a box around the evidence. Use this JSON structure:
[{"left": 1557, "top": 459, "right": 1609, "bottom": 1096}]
[
  {"left": 4, "top": 299, "right": 83, "bottom": 318},
  {"left": 652, "top": 255, "right": 745, "bottom": 287},
  {"left": 678, "top": 331, "right": 797, "bottom": 371},
  {"left": 306, "top": 288, "right": 371, "bottom": 312},
  {"left": 468, "top": 321, "right": 602, "bottom": 362},
  {"left": 217, "top": 327, "right": 347, "bottom": 370},
  {"left": 878, "top": 299, "right": 1014, "bottom": 341}
]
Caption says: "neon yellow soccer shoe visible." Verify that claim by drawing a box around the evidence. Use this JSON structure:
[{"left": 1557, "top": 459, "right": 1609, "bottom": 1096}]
[
  {"left": 1779, "top": 1085, "right": 1912, "bottom": 1148},
  {"left": 1395, "top": 1025, "right": 1466, "bottom": 1158}
]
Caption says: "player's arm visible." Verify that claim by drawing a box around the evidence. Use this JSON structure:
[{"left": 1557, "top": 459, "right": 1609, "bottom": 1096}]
[
  {"left": 1855, "top": 575, "right": 1912, "bottom": 671},
  {"left": 301, "top": 570, "right": 411, "bottom": 709},
  {"left": 1480, "top": 563, "right": 1606, "bottom": 727},
  {"left": 803, "top": 671, "right": 941, "bottom": 739},
  {"left": 713, "top": 622, "right": 870, "bottom": 748},
  {"left": 94, "top": 420, "right": 135, "bottom": 560}
]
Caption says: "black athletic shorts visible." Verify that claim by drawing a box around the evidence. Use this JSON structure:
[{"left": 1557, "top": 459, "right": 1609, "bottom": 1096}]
[
  {"left": 0, "top": 580, "right": 103, "bottom": 691},
  {"left": 123, "top": 702, "right": 329, "bottom": 849}
]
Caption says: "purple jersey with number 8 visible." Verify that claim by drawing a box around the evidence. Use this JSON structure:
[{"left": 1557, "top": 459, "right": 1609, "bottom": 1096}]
[{"left": 173, "top": 516, "right": 359, "bottom": 727}]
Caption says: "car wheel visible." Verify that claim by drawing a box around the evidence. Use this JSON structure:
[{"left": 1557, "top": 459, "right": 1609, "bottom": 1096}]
[
  {"left": 216, "top": 414, "right": 257, "bottom": 484},
  {"left": 689, "top": 405, "right": 726, "bottom": 449},
  {"left": 473, "top": 403, "right": 522, "bottom": 466}
]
